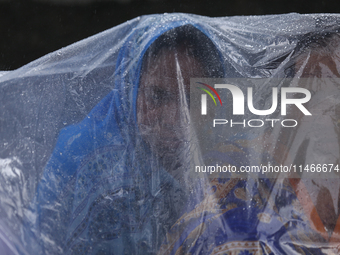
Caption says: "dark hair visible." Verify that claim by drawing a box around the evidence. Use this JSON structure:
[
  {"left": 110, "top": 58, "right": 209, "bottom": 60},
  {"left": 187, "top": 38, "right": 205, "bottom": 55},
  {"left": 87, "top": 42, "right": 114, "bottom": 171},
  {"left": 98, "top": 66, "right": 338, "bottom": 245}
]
[{"left": 141, "top": 24, "right": 224, "bottom": 78}]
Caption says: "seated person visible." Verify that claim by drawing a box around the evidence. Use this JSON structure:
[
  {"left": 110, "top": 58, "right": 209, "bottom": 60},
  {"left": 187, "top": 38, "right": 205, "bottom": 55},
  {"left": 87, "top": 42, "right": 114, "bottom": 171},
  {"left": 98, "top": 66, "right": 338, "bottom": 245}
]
[{"left": 32, "top": 22, "right": 224, "bottom": 254}]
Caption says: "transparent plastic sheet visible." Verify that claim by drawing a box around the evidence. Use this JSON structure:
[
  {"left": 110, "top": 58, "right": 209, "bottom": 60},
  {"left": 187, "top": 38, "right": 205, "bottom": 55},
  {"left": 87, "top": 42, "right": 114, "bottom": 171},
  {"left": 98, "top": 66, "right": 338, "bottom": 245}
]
[{"left": 1, "top": 13, "right": 340, "bottom": 254}]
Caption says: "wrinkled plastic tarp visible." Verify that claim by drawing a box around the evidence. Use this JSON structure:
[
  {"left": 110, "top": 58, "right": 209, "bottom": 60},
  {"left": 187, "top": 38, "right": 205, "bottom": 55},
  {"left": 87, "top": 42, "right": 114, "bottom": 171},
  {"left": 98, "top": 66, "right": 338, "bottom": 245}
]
[{"left": 1, "top": 13, "right": 340, "bottom": 254}]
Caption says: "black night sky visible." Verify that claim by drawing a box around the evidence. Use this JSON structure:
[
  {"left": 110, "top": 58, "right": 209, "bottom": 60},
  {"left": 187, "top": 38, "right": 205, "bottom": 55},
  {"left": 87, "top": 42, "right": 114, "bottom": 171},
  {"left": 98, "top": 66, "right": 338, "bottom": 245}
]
[{"left": 0, "top": 0, "right": 339, "bottom": 70}]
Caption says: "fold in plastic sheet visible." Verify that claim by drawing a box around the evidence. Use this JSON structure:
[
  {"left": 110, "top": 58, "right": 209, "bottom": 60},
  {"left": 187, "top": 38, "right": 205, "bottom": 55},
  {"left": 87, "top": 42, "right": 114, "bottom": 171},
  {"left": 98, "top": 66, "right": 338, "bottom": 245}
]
[{"left": 1, "top": 13, "right": 340, "bottom": 254}]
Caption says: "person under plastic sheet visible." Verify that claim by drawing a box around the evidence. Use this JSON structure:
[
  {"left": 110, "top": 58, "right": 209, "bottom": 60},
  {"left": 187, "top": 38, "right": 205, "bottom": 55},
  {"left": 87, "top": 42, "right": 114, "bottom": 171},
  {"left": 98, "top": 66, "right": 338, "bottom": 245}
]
[
  {"left": 31, "top": 22, "right": 226, "bottom": 254},
  {"left": 15, "top": 14, "right": 338, "bottom": 255}
]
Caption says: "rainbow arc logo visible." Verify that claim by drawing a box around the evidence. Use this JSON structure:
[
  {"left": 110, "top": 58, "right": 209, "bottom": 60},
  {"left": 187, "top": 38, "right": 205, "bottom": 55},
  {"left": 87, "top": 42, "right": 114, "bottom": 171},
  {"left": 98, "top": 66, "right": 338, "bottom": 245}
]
[{"left": 196, "top": 82, "right": 222, "bottom": 115}]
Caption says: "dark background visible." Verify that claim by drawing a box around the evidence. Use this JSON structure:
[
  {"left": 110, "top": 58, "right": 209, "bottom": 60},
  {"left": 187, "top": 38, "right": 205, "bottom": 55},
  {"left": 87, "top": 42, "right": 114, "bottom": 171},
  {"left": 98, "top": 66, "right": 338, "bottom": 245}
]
[{"left": 0, "top": 0, "right": 339, "bottom": 70}]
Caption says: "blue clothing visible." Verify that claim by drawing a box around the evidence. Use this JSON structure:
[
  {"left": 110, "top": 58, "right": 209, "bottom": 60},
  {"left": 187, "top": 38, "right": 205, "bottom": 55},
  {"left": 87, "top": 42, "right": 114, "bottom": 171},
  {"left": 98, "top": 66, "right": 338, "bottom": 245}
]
[
  {"left": 9, "top": 13, "right": 338, "bottom": 255},
  {"left": 159, "top": 177, "right": 325, "bottom": 255},
  {"left": 32, "top": 14, "right": 222, "bottom": 255}
]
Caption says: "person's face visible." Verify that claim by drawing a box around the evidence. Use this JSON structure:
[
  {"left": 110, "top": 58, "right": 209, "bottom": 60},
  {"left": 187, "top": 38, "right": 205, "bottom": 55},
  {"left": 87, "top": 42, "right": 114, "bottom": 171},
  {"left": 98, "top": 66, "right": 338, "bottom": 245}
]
[{"left": 137, "top": 46, "right": 205, "bottom": 157}]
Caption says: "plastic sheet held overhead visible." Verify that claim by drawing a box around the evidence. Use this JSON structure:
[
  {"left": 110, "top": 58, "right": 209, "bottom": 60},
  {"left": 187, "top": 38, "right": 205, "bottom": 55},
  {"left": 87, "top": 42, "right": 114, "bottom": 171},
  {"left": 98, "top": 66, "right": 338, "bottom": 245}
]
[{"left": 1, "top": 13, "right": 340, "bottom": 255}]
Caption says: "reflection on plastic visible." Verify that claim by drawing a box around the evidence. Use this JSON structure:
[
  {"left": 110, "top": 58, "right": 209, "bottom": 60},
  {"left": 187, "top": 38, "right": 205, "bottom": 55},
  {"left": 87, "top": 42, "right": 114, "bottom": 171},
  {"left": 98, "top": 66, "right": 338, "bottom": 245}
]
[{"left": 1, "top": 13, "right": 340, "bottom": 255}]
